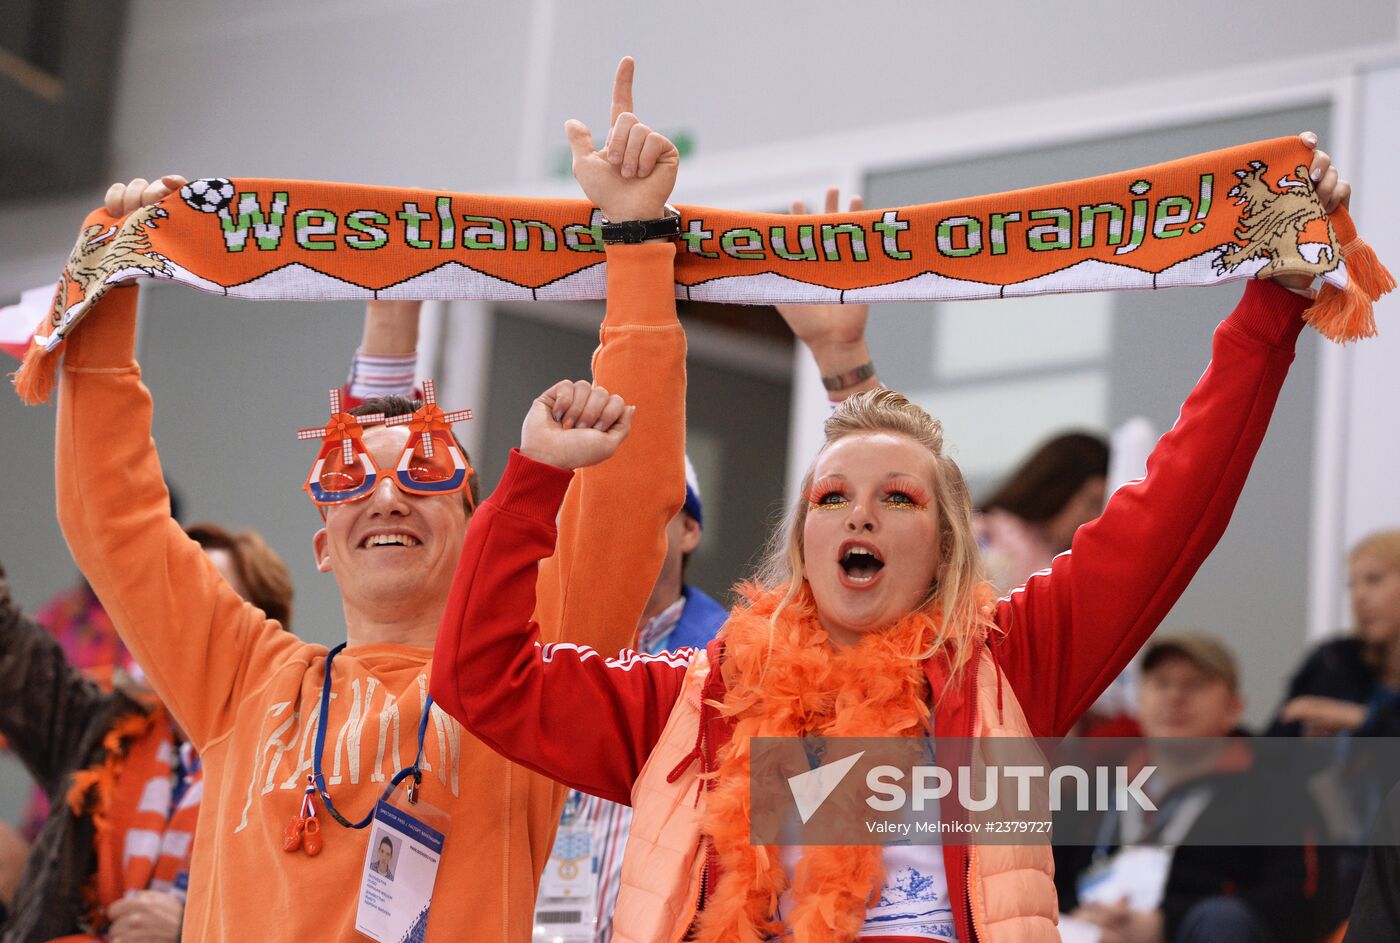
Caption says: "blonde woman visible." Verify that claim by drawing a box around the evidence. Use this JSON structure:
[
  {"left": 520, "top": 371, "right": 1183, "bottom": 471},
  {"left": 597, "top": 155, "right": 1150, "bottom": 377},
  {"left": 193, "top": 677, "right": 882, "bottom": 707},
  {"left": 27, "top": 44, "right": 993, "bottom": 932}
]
[
  {"left": 431, "top": 141, "right": 1349, "bottom": 943},
  {"left": 1271, "top": 529, "right": 1400, "bottom": 738}
]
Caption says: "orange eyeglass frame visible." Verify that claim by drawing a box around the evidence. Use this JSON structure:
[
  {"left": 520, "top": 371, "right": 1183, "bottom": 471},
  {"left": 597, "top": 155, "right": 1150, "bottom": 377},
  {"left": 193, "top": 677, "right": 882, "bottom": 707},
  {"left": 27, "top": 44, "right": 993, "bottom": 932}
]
[{"left": 296, "top": 381, "right": 475, "bottom": 509}]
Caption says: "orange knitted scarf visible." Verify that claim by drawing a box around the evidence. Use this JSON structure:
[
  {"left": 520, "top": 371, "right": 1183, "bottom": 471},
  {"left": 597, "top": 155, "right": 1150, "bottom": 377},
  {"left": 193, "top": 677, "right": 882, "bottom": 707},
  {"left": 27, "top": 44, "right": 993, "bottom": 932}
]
[
  {"left": 694, "top": 582, "right": 992, "bottom": 943},
  {"left": 65, "top": 703, "right": 202, "bottom": 933},
  {"left": 11, "top": 136, "right": 1394, "bottom": 406}
]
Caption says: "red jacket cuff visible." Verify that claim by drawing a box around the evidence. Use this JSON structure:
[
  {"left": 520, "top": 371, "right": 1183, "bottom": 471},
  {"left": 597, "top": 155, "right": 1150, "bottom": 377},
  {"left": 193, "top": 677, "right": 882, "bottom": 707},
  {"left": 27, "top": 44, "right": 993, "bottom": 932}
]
[
  {"left": 490, "top": 449, "right": 575, "bottom": 525},
  {"left": 1225, "top": 280, "right": 1309, "bottom": 350}
]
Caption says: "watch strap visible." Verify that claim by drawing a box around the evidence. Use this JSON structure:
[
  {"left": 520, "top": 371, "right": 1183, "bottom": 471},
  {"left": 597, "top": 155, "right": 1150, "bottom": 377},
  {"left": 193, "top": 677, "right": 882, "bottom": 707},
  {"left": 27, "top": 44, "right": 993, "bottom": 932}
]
[
  {"left": 820, "top": 361, "right": 877, "bottom": 392},
  {"left": 599, "top": 206, "right": 682, "bottom": 244}
]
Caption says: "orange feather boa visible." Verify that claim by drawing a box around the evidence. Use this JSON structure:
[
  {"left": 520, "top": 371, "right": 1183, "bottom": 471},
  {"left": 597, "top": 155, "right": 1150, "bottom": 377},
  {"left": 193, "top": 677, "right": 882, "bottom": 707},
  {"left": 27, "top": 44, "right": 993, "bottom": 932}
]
[{"left": 694, "top": 582, "right": 992, "bottom": 943}]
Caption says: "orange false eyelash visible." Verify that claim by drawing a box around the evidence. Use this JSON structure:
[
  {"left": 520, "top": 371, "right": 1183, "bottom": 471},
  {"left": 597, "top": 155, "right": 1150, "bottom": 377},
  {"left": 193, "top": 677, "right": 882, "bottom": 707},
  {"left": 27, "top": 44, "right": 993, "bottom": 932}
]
[
  {"left": 884, "top": 476, "right": 931, "bottom": 510},
  {"left": 807, "top": 477, "right": 849, "bottom": 510}
]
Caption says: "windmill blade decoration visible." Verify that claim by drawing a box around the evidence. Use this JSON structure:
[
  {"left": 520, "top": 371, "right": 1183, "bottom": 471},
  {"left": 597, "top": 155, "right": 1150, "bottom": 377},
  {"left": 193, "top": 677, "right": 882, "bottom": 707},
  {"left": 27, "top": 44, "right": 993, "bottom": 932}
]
[
  {"left": 296, "top": 388, "right": 385, "bottom": 464},
  {"left": 383, "top": 379, "right": 473, "bottom": 458},
  {"left": 296, "top": 388, "right": 387, "bottom": 506}
]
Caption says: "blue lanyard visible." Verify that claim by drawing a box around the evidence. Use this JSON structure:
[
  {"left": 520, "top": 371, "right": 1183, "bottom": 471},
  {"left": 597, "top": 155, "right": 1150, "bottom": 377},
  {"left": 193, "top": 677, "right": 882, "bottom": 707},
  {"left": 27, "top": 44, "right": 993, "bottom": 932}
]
[
  {"left": 1091, "top": 785, "right": 1202, "bottom": 861},
  {"left": 169, "top": 743, "right": 200, "bottom": 813},
  {"left": 311, "top": 642, "right": 433, "bottom": 829}
]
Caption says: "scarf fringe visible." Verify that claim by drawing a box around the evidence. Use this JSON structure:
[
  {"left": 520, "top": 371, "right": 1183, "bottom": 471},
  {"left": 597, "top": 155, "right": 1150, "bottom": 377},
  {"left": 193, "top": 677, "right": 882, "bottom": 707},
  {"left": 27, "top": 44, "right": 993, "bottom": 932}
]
[
  {"left": 1304, "top": 237, "right": 1394, "bottom": 344},
  {"left": 13, "top": 337, "right": 58, "bottom": 406},
  {"left": 1344, "top": 237, "right": 1397, "bottom": 302}
]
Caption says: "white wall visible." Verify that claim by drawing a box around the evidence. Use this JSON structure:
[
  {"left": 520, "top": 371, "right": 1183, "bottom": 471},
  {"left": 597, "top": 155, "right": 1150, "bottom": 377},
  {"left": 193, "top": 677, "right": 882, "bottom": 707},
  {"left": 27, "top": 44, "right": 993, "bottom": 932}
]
[{"left": 1343, "top": 63, "right": 1400, "bottom": 585}]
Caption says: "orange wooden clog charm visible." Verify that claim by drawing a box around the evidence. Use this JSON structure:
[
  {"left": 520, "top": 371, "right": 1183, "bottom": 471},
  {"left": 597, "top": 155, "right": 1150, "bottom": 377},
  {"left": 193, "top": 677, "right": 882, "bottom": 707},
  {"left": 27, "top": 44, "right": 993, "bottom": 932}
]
[
  {"left": 283, "top": 813, "right": 305, "bottom": 853},
  {"left": 302, "top": 814, "right": 323, "bottom": 857}
]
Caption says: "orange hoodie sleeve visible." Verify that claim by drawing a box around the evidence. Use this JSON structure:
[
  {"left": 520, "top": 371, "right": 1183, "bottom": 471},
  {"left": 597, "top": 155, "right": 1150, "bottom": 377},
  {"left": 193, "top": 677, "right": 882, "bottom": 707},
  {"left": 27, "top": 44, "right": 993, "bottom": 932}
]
[
  {"left": 531, "top": 242, "right": 685, "bottom": 651},
  {"left": 54, "top": 286, "right": 307, "bottom": 751}
]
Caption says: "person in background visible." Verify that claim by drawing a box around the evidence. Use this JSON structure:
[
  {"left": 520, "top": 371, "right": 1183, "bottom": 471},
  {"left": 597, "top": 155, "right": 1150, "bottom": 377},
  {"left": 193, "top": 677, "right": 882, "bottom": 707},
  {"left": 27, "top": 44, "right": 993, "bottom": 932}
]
[
  {"left": 1269, "top": 529, "right": 1400, "bottom": 738},
  {"left": 0, "top": 823, "right": 24, "bottom": 928},
  {"left": 639, "top": 458, "right": 729, "bottom": 651},
  {"left": 977, "top": 430, "right": 1110, "bottom": 594},
  {"left": 1342, "top": 781, "right": 1400, "bottom": 941},
  {"left": 538, "top": 456, "right": 727, "bottom": 943},
  {"left": 1266, "top": 529, "right": 1400, "bottom": 924},
  {"left": 4, "top": 489, "right": 183, "bottom": 891},
  {"left": 1055, "top": 633, "right": 1329, "bottom": 943},
  {"left": 774, "top": 188, "right": 884, "bottom": 407},
  {"left": 0, "top": 520, "right": 292, "bottom": 942},
  {"left": 185, "top": 523, "right": 294, "bottom": 629}
]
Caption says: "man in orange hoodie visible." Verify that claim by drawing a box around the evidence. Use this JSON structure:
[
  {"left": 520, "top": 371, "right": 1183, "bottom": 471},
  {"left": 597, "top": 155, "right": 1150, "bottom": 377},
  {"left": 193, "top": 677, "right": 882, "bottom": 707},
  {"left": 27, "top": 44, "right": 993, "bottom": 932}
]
[{"left": 53, "top": 58, "right": 685, "bottom": 941}]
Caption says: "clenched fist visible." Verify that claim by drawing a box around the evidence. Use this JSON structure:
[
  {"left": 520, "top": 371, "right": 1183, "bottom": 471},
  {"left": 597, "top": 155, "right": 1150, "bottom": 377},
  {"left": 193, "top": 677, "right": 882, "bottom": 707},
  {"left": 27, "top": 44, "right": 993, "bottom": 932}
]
[{"left": 521, "top": 380, "right": 634, "bottom": 470}]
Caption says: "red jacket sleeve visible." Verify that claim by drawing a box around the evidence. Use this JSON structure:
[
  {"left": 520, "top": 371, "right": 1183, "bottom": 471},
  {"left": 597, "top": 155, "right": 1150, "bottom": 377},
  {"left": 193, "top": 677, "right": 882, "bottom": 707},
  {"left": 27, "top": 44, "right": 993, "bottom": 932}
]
[
  {"left": 993, "top": 280, "right": 1308, "bottom": 738},
  {"left": 430, "top": 450, "right": 691, "bottom": 805}
]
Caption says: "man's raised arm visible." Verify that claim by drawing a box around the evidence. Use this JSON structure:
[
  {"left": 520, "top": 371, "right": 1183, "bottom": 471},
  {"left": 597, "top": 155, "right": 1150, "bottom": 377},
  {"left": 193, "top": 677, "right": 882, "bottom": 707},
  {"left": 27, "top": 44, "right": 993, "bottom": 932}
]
[
  {"left": 54, "top": 176, "right": 304, "bottom": 751},
  {"left": 534, "top": 57, "right": 687, "bottom": 652}
]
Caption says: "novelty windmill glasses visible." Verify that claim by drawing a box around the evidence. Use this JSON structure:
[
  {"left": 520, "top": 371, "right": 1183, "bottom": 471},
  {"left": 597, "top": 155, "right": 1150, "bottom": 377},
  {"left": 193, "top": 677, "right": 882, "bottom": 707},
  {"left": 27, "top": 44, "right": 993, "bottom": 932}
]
[{"left": 297, "top": 381, "right": 475, "bottom": 509}]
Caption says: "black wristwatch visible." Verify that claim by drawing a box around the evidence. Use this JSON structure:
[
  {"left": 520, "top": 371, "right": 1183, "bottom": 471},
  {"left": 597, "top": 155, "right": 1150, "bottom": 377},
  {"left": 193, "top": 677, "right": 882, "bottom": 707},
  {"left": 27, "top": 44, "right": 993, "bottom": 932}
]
[{"left": 599, "top": 204, "right": 681, "bottom": 244}]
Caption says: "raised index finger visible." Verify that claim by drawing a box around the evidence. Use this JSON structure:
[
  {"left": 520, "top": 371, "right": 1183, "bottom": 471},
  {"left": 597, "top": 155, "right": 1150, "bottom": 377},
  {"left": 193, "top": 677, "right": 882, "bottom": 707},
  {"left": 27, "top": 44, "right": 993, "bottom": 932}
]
[{"left": 610, "top": 56, "right": 635, "bottom": 127}]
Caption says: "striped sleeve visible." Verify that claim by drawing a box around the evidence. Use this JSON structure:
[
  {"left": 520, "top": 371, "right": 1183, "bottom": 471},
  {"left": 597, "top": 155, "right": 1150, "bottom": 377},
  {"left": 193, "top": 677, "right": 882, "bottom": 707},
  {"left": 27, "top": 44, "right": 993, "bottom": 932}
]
[{"left": 345, "top": 348, "right": 417, "bottom": 404}]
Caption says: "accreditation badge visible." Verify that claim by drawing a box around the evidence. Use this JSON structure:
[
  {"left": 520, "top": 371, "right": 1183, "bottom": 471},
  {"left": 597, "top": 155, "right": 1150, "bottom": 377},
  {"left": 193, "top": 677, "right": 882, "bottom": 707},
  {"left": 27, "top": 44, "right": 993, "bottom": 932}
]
[
  {"left": 1076, "top": 845, "right": 1172, "bottom": 911},
  {"left": 533, "top": 823, "right": 598, "bottom": 942},
  {"left": 354, "top": 798, "right": 449, "bottom": 942}
]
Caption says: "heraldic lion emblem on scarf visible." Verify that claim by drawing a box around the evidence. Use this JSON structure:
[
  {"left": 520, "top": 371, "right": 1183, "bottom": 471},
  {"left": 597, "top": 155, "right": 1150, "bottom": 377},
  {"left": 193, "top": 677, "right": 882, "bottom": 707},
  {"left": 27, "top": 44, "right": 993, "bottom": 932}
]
[
  {"left": 48, "top": 203, "right": 172, "bottom": 334},
  {"left": 1214, "top": 160, "right": 1341, "bottom": 280}
]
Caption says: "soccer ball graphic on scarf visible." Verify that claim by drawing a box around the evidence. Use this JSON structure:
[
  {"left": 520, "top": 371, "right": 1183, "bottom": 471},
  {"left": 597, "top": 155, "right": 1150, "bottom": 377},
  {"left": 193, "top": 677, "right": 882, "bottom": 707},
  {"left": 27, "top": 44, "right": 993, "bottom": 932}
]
[{"left": 180, "top": 178, "right": 236, "bottom": 215}]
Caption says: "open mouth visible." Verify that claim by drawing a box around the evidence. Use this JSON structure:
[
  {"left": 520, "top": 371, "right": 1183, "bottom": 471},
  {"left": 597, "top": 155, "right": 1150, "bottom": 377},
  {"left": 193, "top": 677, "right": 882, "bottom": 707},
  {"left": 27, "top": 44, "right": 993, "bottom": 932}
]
[
  {"left": 838, "top": 543, "right": 885, "bottom": 584},
  {"left": 360, "top": 533, "right": 421, "bottom": 549}
]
